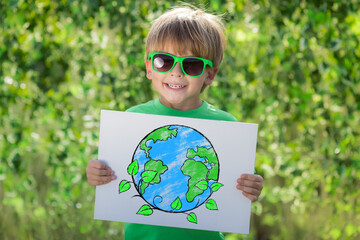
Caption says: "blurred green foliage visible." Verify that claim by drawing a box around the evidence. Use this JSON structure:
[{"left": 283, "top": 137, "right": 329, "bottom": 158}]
[{"left": 1, "top": 0, "right": 359, "bottom": 239}]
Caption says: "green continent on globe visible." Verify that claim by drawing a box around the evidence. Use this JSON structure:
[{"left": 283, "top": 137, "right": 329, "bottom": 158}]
[
  {"left": 181, "top": 159, "right": 210, "bottom": 202},
  {"left": 140, "top": 126, "right": 178, "bottom": 158},
  {"left": 140, "top": 159, "right": 168, "bottom": 195},
  {"left": 186, "top": 146, "right": 219, "bottom": 180}
]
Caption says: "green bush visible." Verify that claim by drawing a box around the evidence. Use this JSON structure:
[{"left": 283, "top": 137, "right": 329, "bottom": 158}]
[{"left": 1, "top": 0, "right": 359, "bottom": 239}]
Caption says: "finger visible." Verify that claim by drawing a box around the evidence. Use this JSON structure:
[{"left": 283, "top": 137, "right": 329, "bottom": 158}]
[
  {"left": 94, "top": 174, "right": 116, "bottom": 182},
  {"left": 242, "top": 191, "right": 258, "bottom": 202},
  {"left": 88, "top": 175, "right": 116, "bottom": 185},
  {"left": 91, "top": 160, "right": 111, "bottom": 170},
  {"left": 237, "top": 179, "right": 263, "bottom": 190},
  {"left": 236, "top": 185, "right": 261, "bottom": 196},
  {"left": 87, "top": 169, "right": 116, "bottom": 180},
  {"left": 87, "top": 160, "right": 109, "bottom": 175},
  {"left": 88, "top": 167, "right": 114, "bottom": 176},
  {"left": 87, "top": 160, "right": 114, "bottom": 175},
  {"left": 240, "top": 174, "right": 263, "bottom": 182}
]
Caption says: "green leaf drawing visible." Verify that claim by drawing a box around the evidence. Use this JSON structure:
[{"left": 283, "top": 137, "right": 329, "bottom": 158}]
[
  {"left": 141, "top": 170, "right": 157, "bottom": 183},
  {"left": 171, "top": 197, "right": 182, "bottom": 210},
  {"left": 210, "top": 182, "right": 224, "bottom": 192},
  {"left": 137, "top": 205, "right": 153, "bottom": 216},
  {"left": 127, "top": 160, "right": 139, "bottom": 175},
  {"left": 187, "top": 212, "right": 197, "bottom": 224},
  {"left": 206, "top": 199, "right": 218, "bottom": 210},
  {"left": 195, "top": 180, "right": 208, "bottom": 190},
  {"left": 118, "top": 180, "right": 131, "bottom": 193}
]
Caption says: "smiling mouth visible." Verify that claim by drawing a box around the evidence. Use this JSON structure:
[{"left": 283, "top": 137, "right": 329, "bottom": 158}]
[{"left": 167, "top": 83, "right": 186, "bottom": 89}]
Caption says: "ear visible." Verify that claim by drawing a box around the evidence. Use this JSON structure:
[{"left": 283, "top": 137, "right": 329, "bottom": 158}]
[
  {"left": 204, "top": 67, "right": 219, "bottom": 86},
  {"left": 145, "top": 60, "right": 153, "bottom": 79}
]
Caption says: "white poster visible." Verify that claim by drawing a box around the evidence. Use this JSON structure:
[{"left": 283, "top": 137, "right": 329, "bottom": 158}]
[{"left": 94, "top": 110, "right": 258, "bottom": 234}]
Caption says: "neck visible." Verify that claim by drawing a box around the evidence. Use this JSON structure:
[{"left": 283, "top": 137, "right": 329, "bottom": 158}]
[{"left": 159, "top": 98, "right": 203, "bottom": 111}]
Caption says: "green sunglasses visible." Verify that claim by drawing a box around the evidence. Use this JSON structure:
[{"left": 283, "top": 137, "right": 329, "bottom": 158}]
[{"left": 148, "top": 52, "right": 213, "bottom": 77}]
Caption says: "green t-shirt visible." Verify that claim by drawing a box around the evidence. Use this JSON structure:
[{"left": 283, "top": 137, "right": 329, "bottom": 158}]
[
  {"left": 124, "top": 99, "right": 237, "bottom": 240},
  {"left": 126, "top": 99, "right": 237, "bottom": 122}
]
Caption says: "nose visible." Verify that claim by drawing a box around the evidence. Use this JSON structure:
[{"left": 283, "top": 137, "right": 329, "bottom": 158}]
[{"left": 170, "top": 62, "right": 184, "bottom": 77}]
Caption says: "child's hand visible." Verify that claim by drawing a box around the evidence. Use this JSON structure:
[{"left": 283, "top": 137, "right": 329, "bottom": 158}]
[
  {"left": 236, "top": 174, "right": 263, "bottom": 202},
  {"left": 86, "top": 160, "right": 116, "bottom": 186}
]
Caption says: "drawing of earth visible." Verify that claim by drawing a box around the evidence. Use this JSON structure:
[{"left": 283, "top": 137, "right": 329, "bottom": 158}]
[{"left": 131, "top": 125, "right": 219, "bottom": 213}]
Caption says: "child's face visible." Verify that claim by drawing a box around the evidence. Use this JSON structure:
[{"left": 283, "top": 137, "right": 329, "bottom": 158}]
[{"left": 146, "top": 44, "right": 218, "bottom": 111}]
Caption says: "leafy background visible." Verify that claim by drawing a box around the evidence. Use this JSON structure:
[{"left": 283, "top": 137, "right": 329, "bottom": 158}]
[{"left": 1, "top": 0, "right": 359, "bottom": 239}]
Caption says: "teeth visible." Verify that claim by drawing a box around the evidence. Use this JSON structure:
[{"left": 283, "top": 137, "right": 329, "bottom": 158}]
[{"left": 167, "top": 84, "right": 185, "bottom": 89}]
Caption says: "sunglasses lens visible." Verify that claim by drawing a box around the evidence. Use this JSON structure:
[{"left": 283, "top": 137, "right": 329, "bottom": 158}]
[
  {"left": 183, "top": 58, "right": 204, "bottom": 76},
  {"left": 153, "top": 54, "right": 174, "bottom": 72}
]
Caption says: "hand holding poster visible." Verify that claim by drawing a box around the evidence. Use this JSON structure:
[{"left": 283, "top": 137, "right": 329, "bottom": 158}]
[{"left": 94, "top": 110, "right": 258, "bottom": 234}]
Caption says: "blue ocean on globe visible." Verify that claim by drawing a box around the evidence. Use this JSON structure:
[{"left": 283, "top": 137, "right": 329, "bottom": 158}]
[{"left": 131, "top": 125, "right": 219, "bottom": 213}]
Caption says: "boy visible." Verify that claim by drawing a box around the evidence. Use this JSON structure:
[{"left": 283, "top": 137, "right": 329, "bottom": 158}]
[{"left": 86, "top": 5, "right": 263, "bottom": 240}]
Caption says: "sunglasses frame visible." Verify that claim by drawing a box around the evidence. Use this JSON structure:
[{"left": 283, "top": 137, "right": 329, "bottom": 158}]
[{"left": 148, "top": 52, "right": 213, "bottom": 77}]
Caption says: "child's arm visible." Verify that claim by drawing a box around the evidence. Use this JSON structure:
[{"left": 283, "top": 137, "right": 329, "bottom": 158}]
[
  {"left": 86, "top": 160, "right": 116, "bottom": 186},
  {"left": 236, "top": 174, "right": 263, "bottom": 202}
]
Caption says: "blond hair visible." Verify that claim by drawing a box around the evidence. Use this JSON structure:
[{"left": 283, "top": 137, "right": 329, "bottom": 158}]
[{"left": 145, "top": 5, "right": 226, "bottom": 68}]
